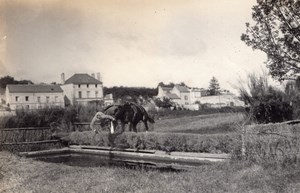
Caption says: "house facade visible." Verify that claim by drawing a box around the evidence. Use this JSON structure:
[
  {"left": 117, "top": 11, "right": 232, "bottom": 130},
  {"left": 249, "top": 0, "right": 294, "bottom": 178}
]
[
  {"left": 60, "top": 73, "right": 104, "bottom": 105},
  {"left": 157, "top": 85, "right": 196, "bottom": 109},
  {"left": 5, "top": 84, "right": 65, "bottom": 110},
  {"left": 104, "top": 93, "right": 114, "bottom": 106}
]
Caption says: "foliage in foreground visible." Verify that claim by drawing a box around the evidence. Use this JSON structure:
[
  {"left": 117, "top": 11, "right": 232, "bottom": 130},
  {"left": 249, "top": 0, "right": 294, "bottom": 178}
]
[
  {"left": 242, "top": 122, "right": 300, "bottom": 167},
  {"left": 1, "top": 151, "right": 300, "bottom": 193}
]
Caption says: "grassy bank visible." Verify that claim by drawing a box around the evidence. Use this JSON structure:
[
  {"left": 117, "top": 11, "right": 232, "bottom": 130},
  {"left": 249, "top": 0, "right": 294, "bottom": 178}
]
[
  {"left": 154, "top": 113, "right": 244, "bottom": 134},
  {"left": 1, "top": 151, "right": 300, "bottom": 193}
]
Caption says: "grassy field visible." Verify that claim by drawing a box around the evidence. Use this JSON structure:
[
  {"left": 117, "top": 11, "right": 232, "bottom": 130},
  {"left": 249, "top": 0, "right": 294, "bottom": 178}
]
[
  {"left": 153, "top": 113, "right": 244, "bottom": 134},
  {"left": 1, "top": 151, "right": 300, "bottom": 193}
]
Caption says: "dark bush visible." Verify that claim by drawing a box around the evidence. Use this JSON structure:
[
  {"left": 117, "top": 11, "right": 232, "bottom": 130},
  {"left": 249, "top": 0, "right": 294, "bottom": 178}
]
[
  {"left": 240, "top": 73, "right": 293, "bottom": 124},
  {"left": 5, "top": 108, "right": 65, "bottom": 128},
  {"left": 3, "top": 104, "right": 104, "bottom": 130}
]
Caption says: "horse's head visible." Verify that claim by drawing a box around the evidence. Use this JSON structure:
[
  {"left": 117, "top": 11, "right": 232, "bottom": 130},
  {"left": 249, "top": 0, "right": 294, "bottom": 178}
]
[{"left": 113, "top": 102, "right": 134, "bottom": 123}]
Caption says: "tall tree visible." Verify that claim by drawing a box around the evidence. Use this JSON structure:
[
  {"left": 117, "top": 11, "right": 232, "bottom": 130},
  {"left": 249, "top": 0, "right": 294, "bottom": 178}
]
[
  {"left": 208, "top": 76, "right": 220, "bottom": 95},
  {"left": 0, "top": 76, "right": 16, "bottom": 88},
  {"left": 241, "top": 0, "right": 300, "bottom": 81}
]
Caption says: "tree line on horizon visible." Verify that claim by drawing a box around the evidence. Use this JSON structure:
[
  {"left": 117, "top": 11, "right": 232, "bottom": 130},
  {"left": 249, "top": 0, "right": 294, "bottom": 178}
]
[{"left": 0, "top": 75, "right": 34, "bottom": 89}]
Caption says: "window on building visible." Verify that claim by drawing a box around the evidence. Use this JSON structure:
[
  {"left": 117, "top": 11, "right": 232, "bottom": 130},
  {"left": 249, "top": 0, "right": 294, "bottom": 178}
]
[
  {"left": 87, "top": 91, "right": 90, "bottom": 98},
  {"left": 46, "top": 96, "right": 50, "bottom": 103},
  {"left": 87, "top": 84, "right": 89, "bottom": 88},
  {"left": 55, "top": 96, "right": 58, "bottom": 102},
  {"left": 78, "top": 91, "right": 82, "bottom": 99},
  {"left": 95, "top": 91, "right": 98, "bottom": 98},
  {"left": 78, "top": 84, "right": 81, "bottom": 88},
  {"left": 26, "top": 105, "right": 30, "bottom": 109},
  {"left": 184, "top": 96, "right": 188, "bottom": 100},
  {"left": 95, "top": 84, "right": 98, "bottom": 88},
  {"left": 15, "top": 96, "right": 19, "bottom": 102},
  {"left": 25, "top": 96, "right": 29, "bottom": 101},
  {"left": 37, "top": 96, "right": 41, "bottom": 103}
]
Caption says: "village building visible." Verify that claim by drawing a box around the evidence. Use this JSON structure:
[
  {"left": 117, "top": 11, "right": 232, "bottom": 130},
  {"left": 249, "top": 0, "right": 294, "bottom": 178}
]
[
  {"left": 199, "top": 93, "right": 244, "bottom": 108},
  {"left": 104, "top": 93, "right": 114, "bottom": 106},
  {"left": 157, "top": 86, "right": 181, "bottom": 104},
  {"left": 157, "top": 85, "right": 199, "bottom": 110},
  {"left": 60, "top": 73, "right": 104, "bottom": 105},
  {"left": 5, "top": 84, "right": 65, "bottom": 110},
  {"left": 0, "top": 87, "right": 5, "bottom": 105},
  {"left": 156, "top": 84, "right": 244, "bottom": 110}
]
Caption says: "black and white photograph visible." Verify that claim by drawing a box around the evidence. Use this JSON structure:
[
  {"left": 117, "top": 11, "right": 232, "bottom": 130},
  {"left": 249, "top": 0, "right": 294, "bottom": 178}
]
[{"left": 1, "top": 0, "right": 300, "bottom": 192}]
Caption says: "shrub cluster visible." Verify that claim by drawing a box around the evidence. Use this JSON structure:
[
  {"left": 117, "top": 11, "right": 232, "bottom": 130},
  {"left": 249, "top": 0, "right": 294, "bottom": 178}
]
[
  {"left": 240, "top": 73, "right": 293, "bottom": 124},
  {"left": 0, "top": 128, "right": 53, "bottom": 143},
  {"left": 68, "top": 131, "right": 240, "bottom": 154}
]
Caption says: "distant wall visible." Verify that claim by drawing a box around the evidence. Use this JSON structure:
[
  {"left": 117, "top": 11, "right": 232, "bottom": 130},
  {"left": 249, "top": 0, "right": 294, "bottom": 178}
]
[{"left": 199, "top": 94, "right": 244, "bottom": 107}]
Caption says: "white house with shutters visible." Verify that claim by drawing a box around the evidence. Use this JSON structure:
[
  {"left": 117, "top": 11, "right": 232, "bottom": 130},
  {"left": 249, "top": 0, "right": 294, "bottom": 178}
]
[
  {"left": 5, "top": 84, "right": 65, "bottom": 110},
  {"left": 60, "top": 73, "right": 104, "bottom": 105}
]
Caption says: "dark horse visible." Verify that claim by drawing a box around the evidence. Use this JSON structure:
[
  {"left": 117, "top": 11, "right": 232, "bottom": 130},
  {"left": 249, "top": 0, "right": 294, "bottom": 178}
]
[{"left": 103, "top": 102, "right": 155, "bottom": 133}]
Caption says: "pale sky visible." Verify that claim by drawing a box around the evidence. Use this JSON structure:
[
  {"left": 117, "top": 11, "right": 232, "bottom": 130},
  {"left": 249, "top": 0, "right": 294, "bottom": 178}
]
[{"left": 0, "top": 0, "right": 269, "bottom": 91}]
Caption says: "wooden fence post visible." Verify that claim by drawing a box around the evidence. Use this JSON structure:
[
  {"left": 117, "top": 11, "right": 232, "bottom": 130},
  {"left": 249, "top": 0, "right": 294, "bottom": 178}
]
[{"left": 241, "top": 125, "right": 246, "bottom": 158}]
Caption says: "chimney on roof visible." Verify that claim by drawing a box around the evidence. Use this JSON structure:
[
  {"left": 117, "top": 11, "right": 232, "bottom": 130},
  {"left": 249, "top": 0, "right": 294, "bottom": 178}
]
[
  {"left": 96, "top": 72, "right": 102, "bottom": 82},
  {"left": 61, "top": 73, "right": 65, "bottom": 84},
  {"left": 91, "top": 73, "right": 95, "bottom": 78}
]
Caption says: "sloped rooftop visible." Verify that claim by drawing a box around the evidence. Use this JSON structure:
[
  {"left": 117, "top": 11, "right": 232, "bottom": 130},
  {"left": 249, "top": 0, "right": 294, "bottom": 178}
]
[
  {"left": 160, "top": 86, "right": 173, "bottom": 91},
  {"left": 166, "top": 93, "right": 180, "bottom": 99},
  {"left": 174, "top": 85, "right": 190, "bottom": 93},
  {"left": 65, "top": 73, "right": 102, "bottom": 84},
  {"left": 7, "top": 84, "right": 63, "bottom": 93}
]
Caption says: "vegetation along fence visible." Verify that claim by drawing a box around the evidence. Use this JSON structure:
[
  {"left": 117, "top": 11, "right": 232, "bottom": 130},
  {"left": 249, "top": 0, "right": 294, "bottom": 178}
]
[
  {"left": 0, "top": 127, "right": 63, "bottom": 152},
  {"left": 242, "top": 122, "right": 300, "bottom": 166}
]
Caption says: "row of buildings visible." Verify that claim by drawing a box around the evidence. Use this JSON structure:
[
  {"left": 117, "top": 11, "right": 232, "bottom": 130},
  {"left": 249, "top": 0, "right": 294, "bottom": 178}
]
[
  {"left": 156, "top": 85, "right": 244, "bottom": 110},
  {"left": 1, "top": 72, "right": 244, "bottom": 111},
  {"left": 3, "top": 73, "right": 114, "bottom": 110}
]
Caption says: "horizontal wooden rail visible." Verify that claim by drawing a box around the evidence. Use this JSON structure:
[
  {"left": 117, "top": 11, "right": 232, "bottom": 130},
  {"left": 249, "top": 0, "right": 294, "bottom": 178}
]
[
  {"left": 73, "top": 122, "right": 101, "bottom": 126},
  {"left": 1, "top": 140, "right": 60, "bottom": 145},
  {"left": 0, "top": 127, "right": 51, "bottom": 131}
]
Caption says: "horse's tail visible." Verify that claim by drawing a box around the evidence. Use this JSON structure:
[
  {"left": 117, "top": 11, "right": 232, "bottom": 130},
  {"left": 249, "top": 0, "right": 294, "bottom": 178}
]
[
  {"left": 140, "top": 106, "right": 155, "bottom": 123},
  {"left": 147, "top": 115, "right": 155, "bottom": 124}
]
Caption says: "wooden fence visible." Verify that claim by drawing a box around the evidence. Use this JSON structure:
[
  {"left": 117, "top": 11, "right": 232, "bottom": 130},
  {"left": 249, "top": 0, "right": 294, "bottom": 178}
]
[{"left": 0, "top": 127, "right": 63, "bottom": 152}]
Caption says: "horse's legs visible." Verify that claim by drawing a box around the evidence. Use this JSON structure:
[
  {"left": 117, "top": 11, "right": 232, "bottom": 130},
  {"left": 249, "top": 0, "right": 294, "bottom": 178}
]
[
  {"left": 128, "top": 123, "right": 132, "bottom": 132},
  {"left": 144, "top": 121, "right": 149, "bottom": 131},
  {"left": 120, "top": 122, "right": 125, "bottom": 133},
  {"left": 132, "top": 123, "right": 138, "bottom": 133}
]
